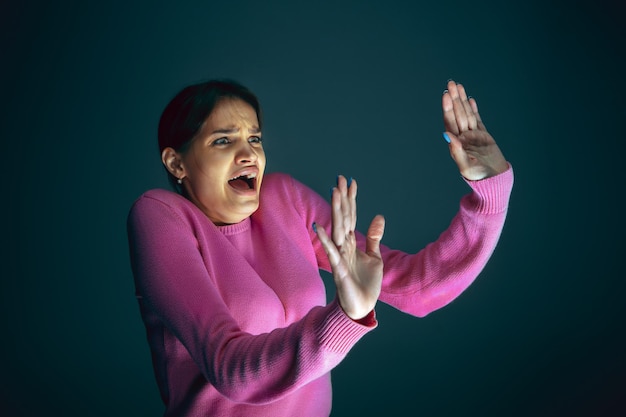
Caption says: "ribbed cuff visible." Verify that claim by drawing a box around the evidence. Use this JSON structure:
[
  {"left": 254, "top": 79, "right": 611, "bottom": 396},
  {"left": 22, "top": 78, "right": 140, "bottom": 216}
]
[
  {"left": 463, "top": 164, "right": 514, "bottom": 214},
  {"left": 314, "top": 299, "right": 377, "bottom": 354}
]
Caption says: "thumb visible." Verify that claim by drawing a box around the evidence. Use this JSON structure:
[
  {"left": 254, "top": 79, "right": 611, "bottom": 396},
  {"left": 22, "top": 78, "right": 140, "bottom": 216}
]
[
  {"left": 365, "top": 215, "right": 385, "bottom": 257},
  {"left": 444, "top": 131, "right": 470, "bottom": 170}
]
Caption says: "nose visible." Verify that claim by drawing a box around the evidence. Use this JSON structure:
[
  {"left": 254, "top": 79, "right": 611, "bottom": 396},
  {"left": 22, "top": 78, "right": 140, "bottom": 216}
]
[{"left": 235, "top": 140, "right": 258, "bottom": 164}]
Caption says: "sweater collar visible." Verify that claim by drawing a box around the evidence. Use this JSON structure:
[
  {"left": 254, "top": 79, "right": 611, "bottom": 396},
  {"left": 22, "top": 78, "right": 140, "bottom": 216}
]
[{"left": 217, "top": 216, "right": 251, "bottom": 236}]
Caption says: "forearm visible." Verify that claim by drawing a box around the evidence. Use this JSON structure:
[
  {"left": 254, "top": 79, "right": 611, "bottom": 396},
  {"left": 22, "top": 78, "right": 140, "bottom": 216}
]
[
  {"left": 196, "top": 298, "right": 373, "bottom": 404},
  {"left": 378, "top": 165, "right": 514, "bottom": 316},
  {"left": 128, "top": 194, "right": 375, "bottom": 405},
  {"left": 138, "top": 275, "right": 373, "bottom": 404}
]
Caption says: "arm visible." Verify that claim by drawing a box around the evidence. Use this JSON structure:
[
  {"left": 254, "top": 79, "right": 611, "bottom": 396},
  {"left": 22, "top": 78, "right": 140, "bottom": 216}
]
[
  {"left": 293, "top": 81, "right": 512, "bottom": 317},
  {"left": 127, "top": 194, "right": 374, "bottom": 405},
  {"left": 294, "top": 167, "right": 512, "bottom": 318},
  {"left": 379, "top": 80, "right": 513, "bottom": 316},
  {"left": 378, "top": 167, "right": 513, "bottom": 317}
]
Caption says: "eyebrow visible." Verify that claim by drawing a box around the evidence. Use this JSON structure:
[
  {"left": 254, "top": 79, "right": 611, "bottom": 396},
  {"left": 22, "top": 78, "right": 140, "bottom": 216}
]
[{"left": 211, "top": 126, "right": 261, "bottom": 135}]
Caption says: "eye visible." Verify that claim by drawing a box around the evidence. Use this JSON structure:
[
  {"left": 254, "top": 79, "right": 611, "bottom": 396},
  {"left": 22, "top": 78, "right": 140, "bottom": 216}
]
[
  {"left": 212, "top": 137, "right": 231, "bottom": 146},
  {"left": 249, "top": 136, "right": 263, "bottom": 144}
]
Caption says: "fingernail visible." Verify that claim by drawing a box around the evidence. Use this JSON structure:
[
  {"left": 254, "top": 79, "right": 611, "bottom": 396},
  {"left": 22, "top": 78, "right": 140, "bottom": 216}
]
[
  {"left": 442, "top": 132, "right": 451, "bottom": 143},
  {"left": 442, "top": 89, "right": 448, "bottom": 95},
  {"left": 447, "top": 78, "right": 454, "bottom": 83},
  {"left": 347, "top": 177, "right": 352, "bottom": 187},
  {"left": 312, "top": 222, "right": 318, "bottom": 233}
]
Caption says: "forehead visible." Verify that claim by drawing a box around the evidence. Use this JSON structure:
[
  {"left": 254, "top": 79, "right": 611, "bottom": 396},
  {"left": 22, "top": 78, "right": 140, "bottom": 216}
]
[{"left": 204, "top": 98, "right": 259, "bottom": 129}]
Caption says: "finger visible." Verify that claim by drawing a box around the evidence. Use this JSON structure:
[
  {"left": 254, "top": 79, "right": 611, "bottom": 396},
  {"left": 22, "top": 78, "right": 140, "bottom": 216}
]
[
  {"left": 457, "top": 84, "right": 477, "bottom": 130},
  {"left": 469, "top": 97, "right": 487, "bottom": 131},
  {"left": 365, "top": 215, "right": 385, "bottom": 258},
  {"left": 348, "top": 178, "right": 357, "bottom": 232},
  {"left": 449, "top": 82, "right": 469, "bottom": 132},
  {"left": 338, "top": 175, "right": 352, "bottom": 237},
  {"left": 315, "top": 222, "right": 342, "bottom": 267},
  {"left": 444, "top": 130, "right": 472, "bottom": 170},
  {"left": 331, "top": 185, "right": 345, "bottom": 247},
  {"left": 442, "top": 87, "right": 460, "bottom": 136}
]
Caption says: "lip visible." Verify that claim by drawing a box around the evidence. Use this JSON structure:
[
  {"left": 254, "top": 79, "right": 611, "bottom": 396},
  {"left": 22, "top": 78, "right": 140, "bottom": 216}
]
[
  {"left": 227, "top": 165, "right": 260, "bottom": 196},
  {"left": 228, "top": 166, "right": 259, "bottom": 181}
]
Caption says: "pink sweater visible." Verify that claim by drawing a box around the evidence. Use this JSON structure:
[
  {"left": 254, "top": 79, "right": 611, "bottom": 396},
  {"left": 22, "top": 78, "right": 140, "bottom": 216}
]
[{"left": 127, "top": 168, "right": 513, "bottom": 416}]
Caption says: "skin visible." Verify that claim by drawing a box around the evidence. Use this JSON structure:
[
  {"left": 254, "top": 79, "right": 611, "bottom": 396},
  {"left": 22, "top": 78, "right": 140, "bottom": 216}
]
[
  {"left": 161, "top": 98, "right": 266, "bottom": 225},
  {"left": 316, "top": 176, "right": 385, "bottom": 320},
  {"left": 316, "top": 80, "right": 509, "bottom": 319},
  {"left": 442, "top": 80, "right": 509, "bottom": 180}
]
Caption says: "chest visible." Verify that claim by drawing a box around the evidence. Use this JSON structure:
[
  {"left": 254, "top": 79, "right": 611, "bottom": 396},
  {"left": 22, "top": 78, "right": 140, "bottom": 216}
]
[{"left": 200, "top": 219, "right": 326, "bottom": 334}]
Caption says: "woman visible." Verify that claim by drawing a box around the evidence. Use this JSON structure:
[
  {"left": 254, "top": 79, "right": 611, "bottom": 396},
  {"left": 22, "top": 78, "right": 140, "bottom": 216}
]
[{"left": 127, "top": 79, "right": 513, "bottom": 416}]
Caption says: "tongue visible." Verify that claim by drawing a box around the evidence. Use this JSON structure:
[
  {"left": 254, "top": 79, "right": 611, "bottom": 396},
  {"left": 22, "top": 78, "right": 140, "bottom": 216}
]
[{"left": 229, "top": 178, "right": 250, "bottom": 191}]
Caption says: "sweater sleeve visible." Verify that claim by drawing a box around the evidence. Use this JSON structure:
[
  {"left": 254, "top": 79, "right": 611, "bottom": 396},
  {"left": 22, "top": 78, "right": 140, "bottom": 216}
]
[
  {"left": 377, "top": 166, "right": 514, "bottom": 317},
  {"left": 127, "top": 193, "right": 375, "bottom": 405},
  {"left": 289, "top": 166, "right": 514, "bottom": 318}
]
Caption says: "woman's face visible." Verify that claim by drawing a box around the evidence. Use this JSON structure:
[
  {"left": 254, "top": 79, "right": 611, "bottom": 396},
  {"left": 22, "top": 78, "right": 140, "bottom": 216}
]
[{"left": 178, "top": 98, "right": 266, "bottom": 225}]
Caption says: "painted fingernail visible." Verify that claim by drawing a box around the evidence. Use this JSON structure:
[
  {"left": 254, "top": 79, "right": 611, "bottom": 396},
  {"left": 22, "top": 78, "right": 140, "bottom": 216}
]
[
  {"left": 347, "top": 177, "right": 353, "bottom": 187},
  {"left": 442, "top": 89, "right": 448, "bottom": 95},
  {"left": 312, "top": 222, "right": 318, "bottom": 233},
  {"left": 443, "top": 132, "right": 451, "bottom": 143}
]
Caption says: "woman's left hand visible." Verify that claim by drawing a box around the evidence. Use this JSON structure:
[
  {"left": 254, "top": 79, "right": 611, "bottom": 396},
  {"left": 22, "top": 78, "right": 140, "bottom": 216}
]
[
  {"left": 314, "top": 176, "right": 385, "bottom": 320},
  {"left": 442, "top": 80, "right": 509, "bottom": 180}
]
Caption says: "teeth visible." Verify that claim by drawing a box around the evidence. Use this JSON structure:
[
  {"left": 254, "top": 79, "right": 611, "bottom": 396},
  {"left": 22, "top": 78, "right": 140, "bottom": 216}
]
[{"left": 230, "top": 172, "right": 257, "bottom": 181}]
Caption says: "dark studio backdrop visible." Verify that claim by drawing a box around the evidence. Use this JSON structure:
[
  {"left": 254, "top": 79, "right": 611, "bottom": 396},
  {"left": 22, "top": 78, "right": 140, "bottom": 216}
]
[{"left": 2, "top": 0, "right": 625, "bottom": 416}]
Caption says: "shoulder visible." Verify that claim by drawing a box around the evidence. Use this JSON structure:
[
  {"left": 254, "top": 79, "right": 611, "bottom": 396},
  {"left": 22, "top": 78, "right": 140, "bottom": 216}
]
[
  {"left": 131, "top": 188, "right": 186, "bottom": 209},
  {"left": 259, "top": 172, "right": 320, "bottom": 207},
  {"left": 260, "top": 172, "right": 294, "bottom": 192},
  {"left": 256, "top": 172, "right": 329, "bottom": 224},
  {"left": 259, "top": 172, "right": 299, "bottom": 202},
  {"left": 261, "top": 172, "right": 318, "bottom": 196},
  {"left": 128, "top": 188, "right": 200, "bottom": 222},
  {"left": 127, "top": 189, "right": 212, "bottom": 241}
]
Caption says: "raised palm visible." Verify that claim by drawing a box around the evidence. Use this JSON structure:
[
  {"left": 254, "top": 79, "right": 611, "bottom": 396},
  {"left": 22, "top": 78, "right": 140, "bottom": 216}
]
[
  {"left": 315, "top": 176, "right": 385, "bottom": 320},
  {"left": 442, "top": 80, "right": 509, "bottom": 180}
]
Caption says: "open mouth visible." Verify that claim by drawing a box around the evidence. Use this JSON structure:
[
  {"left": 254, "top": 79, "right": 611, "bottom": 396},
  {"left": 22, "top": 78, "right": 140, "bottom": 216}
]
[{"left": 228, "top": 173, "right": 257, "bottom": 191}]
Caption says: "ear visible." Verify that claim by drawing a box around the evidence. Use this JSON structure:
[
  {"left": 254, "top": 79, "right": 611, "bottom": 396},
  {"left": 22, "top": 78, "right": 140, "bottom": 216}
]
[{"left": 161, "top": 147, "right": 186, "bottom": 180}]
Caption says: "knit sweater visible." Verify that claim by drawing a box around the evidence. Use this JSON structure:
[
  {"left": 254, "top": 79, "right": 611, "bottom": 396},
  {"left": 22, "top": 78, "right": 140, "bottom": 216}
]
[{"left": 127, "top": 167, "right": 513, "bottom": 416}]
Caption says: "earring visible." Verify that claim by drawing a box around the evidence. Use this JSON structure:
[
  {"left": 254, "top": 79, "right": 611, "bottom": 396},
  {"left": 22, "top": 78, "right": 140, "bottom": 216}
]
[{"left": 177, "top": 178, "right": 183, "bottom": 185}]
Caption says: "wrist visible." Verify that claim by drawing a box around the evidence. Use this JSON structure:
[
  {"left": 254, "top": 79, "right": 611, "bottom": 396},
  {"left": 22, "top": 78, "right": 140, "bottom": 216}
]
[
  {"left": 353, "top": 309, "right": 377, "bottom": 326},
  {"left": 336, "top": 296, "right": 375, "bottom": 322}
]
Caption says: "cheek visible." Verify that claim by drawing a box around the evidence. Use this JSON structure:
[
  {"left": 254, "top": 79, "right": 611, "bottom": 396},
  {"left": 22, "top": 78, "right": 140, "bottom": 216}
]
[
  {"left": 202, "top": 173, "right": 227, "bottom": 195},
  {"left": 193, "top": 154, "right": 227, "bottom": 184},
  {"left": 258, "top": 149, "right": 267, "bottom": 167},
  {"left": 188, "top": 164, "right": 225, "bottom": 197}
]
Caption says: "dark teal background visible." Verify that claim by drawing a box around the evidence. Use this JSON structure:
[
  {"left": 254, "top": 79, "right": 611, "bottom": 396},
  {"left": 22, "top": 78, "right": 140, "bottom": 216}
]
[{"left": 2, "top": 0, "right": 625, "bottom": 416}]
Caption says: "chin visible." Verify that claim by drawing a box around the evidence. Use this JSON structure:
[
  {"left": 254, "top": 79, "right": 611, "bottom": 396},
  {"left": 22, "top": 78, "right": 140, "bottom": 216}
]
[{"left": 226, "top": 202, "right": 260, "bottom": 224}]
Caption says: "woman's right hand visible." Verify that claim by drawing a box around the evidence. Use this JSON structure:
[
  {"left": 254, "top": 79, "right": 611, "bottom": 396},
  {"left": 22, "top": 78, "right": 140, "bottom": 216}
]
[{"left": 315, "top": 175, "right": 385, "bottom": 320}]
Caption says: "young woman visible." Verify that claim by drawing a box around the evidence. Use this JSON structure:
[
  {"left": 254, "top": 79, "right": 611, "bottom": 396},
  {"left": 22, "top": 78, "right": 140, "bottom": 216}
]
[{"left": 127, "top": 79, "right": 513, "bottom": 416}]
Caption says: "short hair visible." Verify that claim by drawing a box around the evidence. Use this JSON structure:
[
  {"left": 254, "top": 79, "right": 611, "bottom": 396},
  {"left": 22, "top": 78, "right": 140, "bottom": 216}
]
[{"left": 157, "top": 79, "right": 262, "bottom": 191}]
